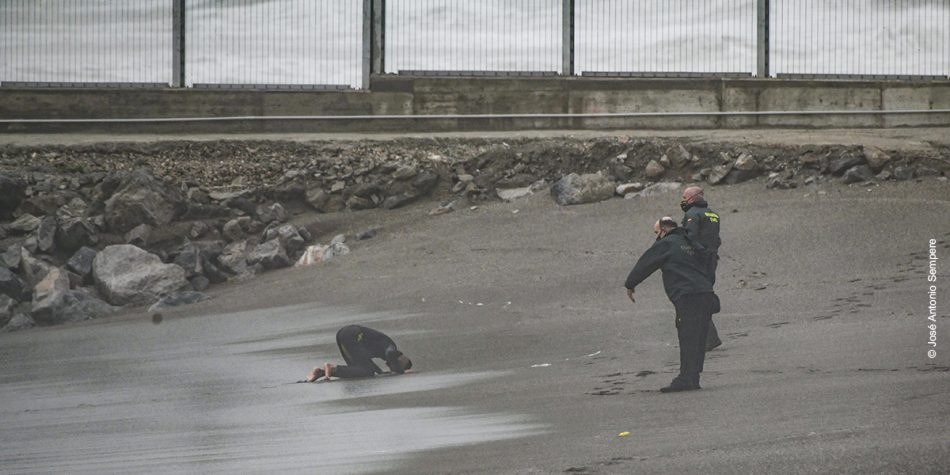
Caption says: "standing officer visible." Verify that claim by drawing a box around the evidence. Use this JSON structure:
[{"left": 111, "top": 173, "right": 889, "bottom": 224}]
[
  {"left": 680, "top": 186, "right": 723, "bottom": 351},
  {"left": 625, "top": 217, "right": 719, "bottom": 392}
]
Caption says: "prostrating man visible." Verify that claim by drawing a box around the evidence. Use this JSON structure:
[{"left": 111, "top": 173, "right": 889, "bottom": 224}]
[
  {"left": 680, "top": 185, "right": 723, "bottom": 351},
  {"left": 303, "top": 324, "right": 412, "bottom": 382},
  {"left": 625, "top": 217, "right": 720, "bottom": 392}
]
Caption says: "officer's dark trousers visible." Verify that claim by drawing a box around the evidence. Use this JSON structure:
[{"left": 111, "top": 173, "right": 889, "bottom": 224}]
[
  {"left": 673, "top": 292, "right": 716, "bottom": 386},
  {"left": 333, "top": 326, "right": 377, "bottom": 378},
  {"left": 705, "top": 255, "right": 722, "bottom": 350}
]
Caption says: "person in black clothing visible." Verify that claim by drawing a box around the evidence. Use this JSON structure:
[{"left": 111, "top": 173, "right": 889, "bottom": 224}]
[
  {"left": 680, "top": 186, "right": 724, "bottom": 351},
  {"left": 304, "top": 325, "right": 412, "bottom": 382},
  {"left": 625, "top": 217, "right": 720, "bottom": 393}
]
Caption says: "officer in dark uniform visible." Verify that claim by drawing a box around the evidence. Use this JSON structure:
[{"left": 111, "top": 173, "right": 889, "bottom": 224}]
[
  {"left": 625, "top": 217, "right": 720, "bottom": 392},
  {"left": 680, "top": 186, "right": 723, "bottom": 351},
  {"left": 304, "top": 325, "right": 412, "bottom": 382}
]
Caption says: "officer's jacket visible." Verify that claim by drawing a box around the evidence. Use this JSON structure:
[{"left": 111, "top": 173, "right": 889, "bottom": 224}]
[
  {"left": 625, "top": 228, "right": 714, "bottom": 303},
  {"left": 682, "top": 200, "right": 721, "bottom": 254}
]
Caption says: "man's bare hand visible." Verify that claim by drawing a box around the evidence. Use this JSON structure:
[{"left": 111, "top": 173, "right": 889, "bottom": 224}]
[{"left": 626, "top": 288, "right": 636, "bottom": 303}]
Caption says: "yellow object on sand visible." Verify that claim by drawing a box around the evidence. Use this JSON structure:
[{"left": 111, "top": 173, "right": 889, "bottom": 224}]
[{"left": 618, "top": 431, "right": 630, "bottom": 437}]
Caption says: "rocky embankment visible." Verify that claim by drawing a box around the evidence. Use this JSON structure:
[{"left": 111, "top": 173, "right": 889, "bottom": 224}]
[{"left": 1, "top": 137, "right": 947, "bottom": 331}]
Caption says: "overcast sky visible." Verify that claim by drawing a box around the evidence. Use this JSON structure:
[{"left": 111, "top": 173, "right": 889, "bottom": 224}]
[{"left": 1, "top": 0, "right": 948, "bottom": 88}]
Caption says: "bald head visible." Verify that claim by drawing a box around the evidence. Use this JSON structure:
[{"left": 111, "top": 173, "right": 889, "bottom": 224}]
[
  {"left": 653, "top": 216, "right": 678, "bottom": 239},
  {"left": 682, "top": 186, "right": 704, "bottom": 204}
]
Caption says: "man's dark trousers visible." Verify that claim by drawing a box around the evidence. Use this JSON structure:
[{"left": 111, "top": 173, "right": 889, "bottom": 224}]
[
  {"left": 673, "top": 292, "right": 716, "bottom": 387},
  {"left": 704, "top": 255, "right": 722, "bottom": 349}
]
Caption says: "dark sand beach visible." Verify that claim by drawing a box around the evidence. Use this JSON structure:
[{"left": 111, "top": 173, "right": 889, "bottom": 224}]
[{"left": 1, "top": 130, "right": 948, "bottom": 473}]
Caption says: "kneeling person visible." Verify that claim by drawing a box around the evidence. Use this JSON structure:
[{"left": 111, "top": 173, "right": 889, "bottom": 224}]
[{"left": 305, "top": 325, "right": 412, "bottom": 382}]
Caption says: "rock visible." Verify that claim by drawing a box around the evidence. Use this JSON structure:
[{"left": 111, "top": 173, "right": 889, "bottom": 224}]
[
  {"left": 356, "top": 227, "right": 379, "bottom": 240},
  {"left": 863, "top": 146, "right": 891, "bottom": 172},
  {"left": 766, "top": 174, "right": 798, "bottom": 190},
  {"left": 55, "top": 214, "right": 99, "bottom": 253},
  {"left": 893, "top": 166, "right": 915, "bottom": 181},
  {"left": 0, "top": 267, "right": 30, "bottom": 302},
  {"left": 828, "top": 156, "right": 866, "bottom": 175},
  {"left": 0, "top": 174, "right": 25, "bottom": 221},
  {"left": 615, "top": 183, "right": 645, "bottom": 195},
  {"left": 181, "top": 203, "right": 231, "bottom": 220},
  {"left": 351, "top": 182, "right": 382, "bottom": 199},
  {"left": 208, "top": 189, "right": 249, "bottom": 201},
  {"left": 19, "top": 249, "right": 53, "bottom": 288},
  {"left": 412, "top": 170, "right": 439, "bottom": 195},
  {"left": 200, "top": 255, "right": 229, "bottom": 284},
  {"left": 190, "top": 275, "right": 210, "bottom": 291},
  {"left": 256, "top": 202, "right": 288, "bottom": 224},
  {"left": 724, "top": 168, "right": 760, "bottom": 185},
  {"left": 382, "top": 193, "right": 419, "bottom": 210},
  {"left": 916, "top": 167, "right": 941, "bottom": 177},
  {"left": 2, "top": 313, "right": 35, "bottom": 332},
  {"left": 330, "top": 181, "right": 346, "bottom": 194},
  {"left": 104, "top": 171, "right": 185, "bottom": 233},
  {"left": 93, "top": 244, "right": 189, "bottom": 306},
  {"left": 632, "top": 182, "right": 683, "bottom": 198},
  {"left": 19, "top": 191, "right": 84, "bottom": 217},
  {"left": 125, "top": 223, "right": 152, "bottom": 247},
  {"left": 876, "top": 170, "right": 892, "bottom": 181},
  {"left": 7, "top": 214, "right": 41, "bottom": 235},
  {"left": 30, "top": 267, "right": 71, "bottom": 325},
  {"left": 190, "top": 221, "right": 213, "bottom": 239},
  {"left": 667, "top": 145, "right": 692, "bottom": 168},
  {"left": 457, "top": 174, "right": 475, "bottom": 183},
  {"left": 346, "top": 195, "right": 376, "bottom": 210},
  {"left": 224, "top": 196, "right": 257, "bottom": 216},
  {"left": 393, "top": 166, "right": 418, "bottom": 181},
  {"left": 305, "top": 188, "right": 331, "bottom": 212},
  {"left": 734, "top": 153, "right": 759, "bottom": 171},
  {"left": 0, "top": 294, "right": 16, "bottom": 327},
  {"left": 148, "top": 291, "right": 210, "bottom": 313},
  {"left": 263, "top": 224, "right": 305, "bottom": 255},
  {"left": 57, "top": 288, "right": 118, "bottom": 322},
  {"left": 1, "top": 244, "right": 21, "bottom": 270},
  {"left": 843, "top": 165, "right": 875, "bottom": 184},
  {"left": 172, "top": 244, "right": 204, "bottom": 278},
  {"left": 35, "top": 216, "right": 57, "bottom": 254},
  {"left": 496, "top": 187, "right": 534, "bottom": 201},
  {"left": 247, "top": 239, "right": 291, "bottom": 270},
  {"left": 216, "top": 241, "right": 250, "bottom": 275},
  {"left": 658, "top": 155, "right": 671, "bottom": 167},
  {"left": 644, "top": 160, "right": 666, "bottom": 179},
  {"left": 550, "top": 173, "right": 616, "bottom": 206},
  {"left": 66, "top": 246, "right": 98, "bottom": 284},
  {"left": 706, "top": 164, "right": 733, "bottom": 185},
  {"left": 222, "top": 219, "right": 245, "bottom": 242},
  {"left": 294, "top": 245, "right": 327, "bottom": 267}
]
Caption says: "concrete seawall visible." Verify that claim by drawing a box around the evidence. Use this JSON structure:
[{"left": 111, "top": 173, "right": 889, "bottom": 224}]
[{"left": 2, "top": 77, "right": 949, "bottom": 133}]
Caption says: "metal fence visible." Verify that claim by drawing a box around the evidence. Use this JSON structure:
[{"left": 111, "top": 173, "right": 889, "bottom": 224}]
[{"left": 2, "top": 0, "right": 949, "bottom": 89}]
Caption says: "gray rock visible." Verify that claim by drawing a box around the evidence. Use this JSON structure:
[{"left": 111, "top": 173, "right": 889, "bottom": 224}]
[
  {"left": 667, "top": 145, "right": 692, "bottom": 168},
  {"left": 55, "top": 214, "right": 99, "bottom": 253},
  {"left": 247, "top": 239, "right": 291, "bottom": 270},
  {"left": 346, "top": 195, "right": 376, "bottom": 210},
  {"left": 2, "top": 313, "right": 35, "bottom": 332},
  {"left": 189, "top": 275, "right": 210, "bottom": 291},
  {"left": 190, "top": 221, "right": 213, "bottom": 239},
  {"left": 0, "top": 294, "right": 16, "bottom": 327},
  {"left": 496, "top": 187, "right": 534, "bottom": 201},
  {"left": 181, "top": 203, "right": 231, "bottom": 220},
  {"left": 0, "top": 174, "right": 26, "bottom": 221},
  {"left": 172, "top": 244, "right": 204, "bottom": 278},
  {"left": 382, "top": 193, "right": 419, "bottom": 210},
  {"left": 893, "top": 166, "right": 915, "bottom": 181},
  {"left": 0, "top": 267, "right": 30, "bottom": 302},
  {"left": 615, "top": 183, "right": 645, "bottom": 196},
  {"left": 255, "top": 202, "right": 288, "bottom": 225},
  {"left": 273, "top": 224, "right": 305, "bottom": 255},
  {"left": 843, "top": 165, "right": 876, "bottom": 184},
  {"left": 550, "top": 173, "right": 616, "bottom": 206},
  {"left": 66, "top": 246, "right": 98, "bottom": 284},
  {"left": 35, "top": 216, "right": 57, "bottom": 254},
  {"left": 828, "top": 156, "right": 866, "bottom": 175},
  {"left": 393, "top": 166, "right": 418, "bottom": 181},
  {"left": 357, "top": 227, "right": 379, "bottom": 240},
  {"left": 200, "top": 255, "right": 229, "bottom": 284},
  {"left": 305, "top": 188, "right": 331, "bottom": 212},
  {"left": 706, "top": 164, "right": 733, "bottom": 185},
  {"left": 54, "top": 288, "right": 118, "bottom": 323},
  {"left": 298, "top": 226, "right": 313, "bottom": 242},
  {"left": 7, "top": 214, "right": 41, "bottom": 235},
  {"left": 876, "top": 170, "right": 892, "bottom": 181},
  {"left": 724, "top": 168, "right": 760, "bottom": 185},
  {"left": 222, "top": 218, "right": 245, "bottom": 242},
  {"left": 632, "top": 182, "right": 683, "bottom": 198},
  {"left": 19, "top": 249, "right": 53, "bottom": 288},
  {"left": 104, "top": 171, "right": 185, "bottom": 233},
  {"left": 766, "top": 174, "right": 798, "bottom": 190},
  {"left": 30, "top": 267, "right": 71, "bottom": 325},
  {"left": 412, "top": 170, "right": 439, "bottom": 194},
  {"left": 916, "top": 167, "right": 941, "bottom": 177},
  {"left": 125, "top": 223, "right": 152, "bottom": 247},
  {"left": 863, "top": 146, "right": 891, "bottom": 172},
  {"left": 216, "top": 241, "right": 250, "bottom": 275},
  {"left": 148, "top": 291, "right": 210, "bottom": 313},
  {"left": 734, "top": 153, "right": 759, "bottom": 171},
  {"left": 644, "top": 160, "right": 666, "bottom": 179},
  {"left": 1, "top": 244, "right": 22, "bottom": 270},
  {"left": 93, "top": 244, "right": 189, "bottom": 306}
]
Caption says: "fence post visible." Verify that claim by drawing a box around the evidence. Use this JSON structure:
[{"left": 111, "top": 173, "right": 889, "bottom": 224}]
[
  {"left": 371, "top": 0, "right": 385, "bottom": 75},
  {"left": 757, "top": 0, "right": 769, "bottom": 78},
  {"left": 362, "top": 0, "right": 372, "bottom": 89},
  {"left": 562, "top": 0, "right": 574, "bottom": 76},
  {"left": 172, "top": 0, "right": 185, "bottom": 87}
]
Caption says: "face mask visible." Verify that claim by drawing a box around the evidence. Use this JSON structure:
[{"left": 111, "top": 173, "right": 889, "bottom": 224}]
[{"left": 680, "top": 200, "right": 691, "bottom": 212}]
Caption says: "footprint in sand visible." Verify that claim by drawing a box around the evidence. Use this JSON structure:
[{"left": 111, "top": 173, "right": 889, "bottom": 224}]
[{"left": 766, "top": 322, "right": 790, "bottom": 328}]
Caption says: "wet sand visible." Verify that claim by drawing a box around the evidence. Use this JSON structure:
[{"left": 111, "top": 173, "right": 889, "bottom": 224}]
[{"left": 2, "top": 136, "right": 949, "bottom": 473}]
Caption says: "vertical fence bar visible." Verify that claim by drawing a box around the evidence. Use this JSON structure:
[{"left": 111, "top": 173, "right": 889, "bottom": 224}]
[
  {"left": 372, "top": 0, "right": 385, "bottom": 75},
  {"left": 561, "top": 0, "right": 574, "bottom": 76},
  {"left": 172, "top": 0, "right": 184, "bottom": 87},
  {"left": 362, "top": 0, "right": 371, "bottom": 89},
  {"left": 757, "top": 0, "right": 769, "bottom": 78}
]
